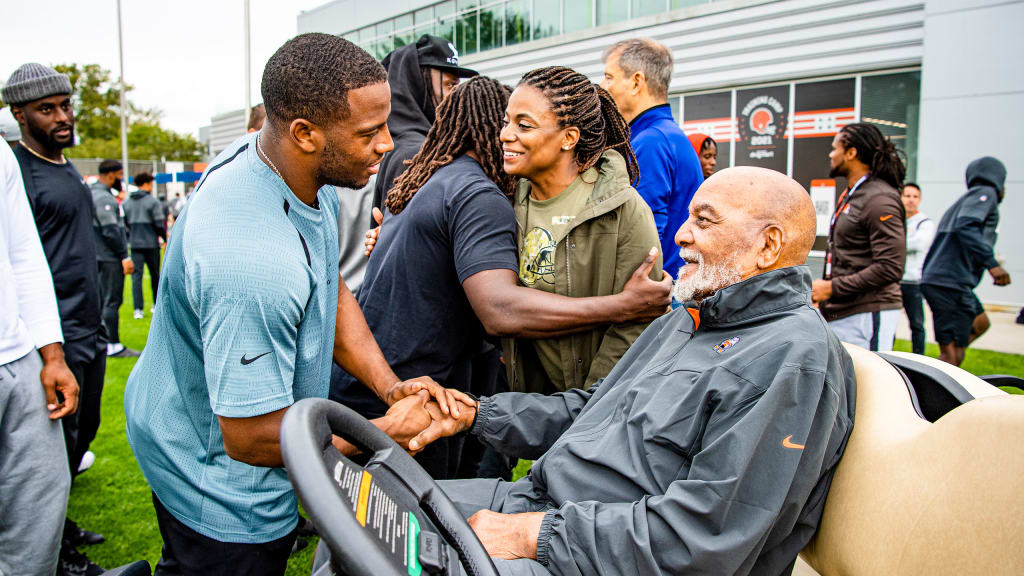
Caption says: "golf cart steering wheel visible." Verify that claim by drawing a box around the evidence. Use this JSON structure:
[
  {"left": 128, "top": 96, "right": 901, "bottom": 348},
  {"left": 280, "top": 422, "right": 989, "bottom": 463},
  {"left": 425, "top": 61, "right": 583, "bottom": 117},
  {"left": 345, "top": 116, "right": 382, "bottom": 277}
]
[{"left": 281, "top": 397, "right": 499, "bottom": 576}]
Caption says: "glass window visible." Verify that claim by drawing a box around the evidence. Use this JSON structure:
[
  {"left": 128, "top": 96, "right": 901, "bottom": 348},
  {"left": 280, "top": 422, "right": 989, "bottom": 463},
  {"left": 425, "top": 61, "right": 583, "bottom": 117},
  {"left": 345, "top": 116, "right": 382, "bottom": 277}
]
[
  {"left": 671, "top": 0, "right": 706, "bottom": 8},
  {"left": 343, "top": 31, "right": 358, "bottom": 43},
  {"left": 415, "top": 7, "right": 435, "bottom": 38},
  {"left": 394, "top": 14, "right": 414, "bottom": 48},
  {"left": 632, "top": 0, "right": 666, "bottom": 18},
  {"left": 564, "top": 0, "right": 592, "bottom": 33},
  {"left": 861, "top": 71, "right": 921, "bottom": 181},
  {"left": 596, "top": 0, "right": 627, "bottom": 26},
  {"left": 375, "top": 20, "right": 394, "bottom": 58},
  {"left": 792, "top": 78, "right": 856, "bottom": 250},
  {"left": 436, "top": 1, "right": 457, "bottom": 42},
  {"left": 480, "top": 1, "right": 504, "bottom": 51},
  {"left": 682, "top": 91, "right": 732, "bottom": 171},
  {"left": 533, "top": 0, "right": 560, "bottom": 39},
  {"left": 457, "top": 0, "right": 479, "bottom": 54},
  {"left": 505, "top": 0, "right": 530, "bottom": 46}
]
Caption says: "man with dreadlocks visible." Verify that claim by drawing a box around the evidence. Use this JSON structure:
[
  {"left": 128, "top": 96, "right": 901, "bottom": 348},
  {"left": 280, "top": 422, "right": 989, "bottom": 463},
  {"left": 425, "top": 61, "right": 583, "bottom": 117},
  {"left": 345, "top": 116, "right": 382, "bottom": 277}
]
[
  {"left": 813, "top": 122, "right": 907, "bottom": 351},
  {"left": 332, "top": 76, "right": 672, "bottom": 479}
]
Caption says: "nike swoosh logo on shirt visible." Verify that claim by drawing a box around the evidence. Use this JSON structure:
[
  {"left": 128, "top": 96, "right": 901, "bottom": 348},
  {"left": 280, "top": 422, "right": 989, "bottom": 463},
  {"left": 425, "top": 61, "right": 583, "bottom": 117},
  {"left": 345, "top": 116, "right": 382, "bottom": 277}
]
[
  {"left": 240, "top": 351, "right": 272, "bottom": 365},
  {"left": 879, "top": 214, "right": 894, "bottom": 222},
  {"left": 782, "top": 435, "right": 805, "bottom": 450}
]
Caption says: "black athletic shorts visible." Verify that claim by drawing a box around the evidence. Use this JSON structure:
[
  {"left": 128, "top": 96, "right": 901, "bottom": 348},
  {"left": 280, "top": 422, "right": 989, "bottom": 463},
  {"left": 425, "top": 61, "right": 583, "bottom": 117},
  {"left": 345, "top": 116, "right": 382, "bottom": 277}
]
[{"left": 921, "top": 284, "right": 984, "bottom": 347}]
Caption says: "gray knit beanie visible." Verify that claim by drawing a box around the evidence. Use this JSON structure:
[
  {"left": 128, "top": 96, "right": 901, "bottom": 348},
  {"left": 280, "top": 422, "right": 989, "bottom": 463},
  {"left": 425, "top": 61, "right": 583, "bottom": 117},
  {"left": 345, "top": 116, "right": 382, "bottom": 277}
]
[{"left": 2, "top": 63, "right": 73, "bottom": 106}]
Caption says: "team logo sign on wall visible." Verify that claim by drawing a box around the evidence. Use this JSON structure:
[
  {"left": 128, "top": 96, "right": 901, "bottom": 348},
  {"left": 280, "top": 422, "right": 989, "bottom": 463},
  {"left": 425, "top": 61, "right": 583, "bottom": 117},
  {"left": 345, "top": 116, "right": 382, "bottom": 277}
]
[{"left": 735, "top": 85, "right": 789, "bottom": 173}]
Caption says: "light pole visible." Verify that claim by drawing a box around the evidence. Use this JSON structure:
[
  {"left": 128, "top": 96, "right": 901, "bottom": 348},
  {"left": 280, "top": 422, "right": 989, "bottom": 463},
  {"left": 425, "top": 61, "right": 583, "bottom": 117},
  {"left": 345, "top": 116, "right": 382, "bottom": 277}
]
[{"left": 117, "top": 0, "right": 129, "bottom": 181}]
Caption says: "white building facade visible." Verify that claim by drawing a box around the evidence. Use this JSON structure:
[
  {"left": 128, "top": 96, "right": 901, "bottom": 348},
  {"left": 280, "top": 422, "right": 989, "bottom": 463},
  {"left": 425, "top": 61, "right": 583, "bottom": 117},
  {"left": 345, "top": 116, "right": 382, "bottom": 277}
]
[{"left": 298, "top": 0, "right": 1022, "bottom": 306}]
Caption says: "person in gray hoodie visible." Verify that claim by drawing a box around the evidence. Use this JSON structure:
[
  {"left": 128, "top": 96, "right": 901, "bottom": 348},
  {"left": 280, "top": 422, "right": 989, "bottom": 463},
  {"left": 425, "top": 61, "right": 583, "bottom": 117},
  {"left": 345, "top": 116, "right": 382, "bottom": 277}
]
[
  {"left": 122, "top": 172, "right": 166, "bottom": 319},
  {"left": 412, "top": 166, "right": 857, "bottom": 576},
  {"left": 921, "top": 157, "right": 1010, "bottom": 366}
]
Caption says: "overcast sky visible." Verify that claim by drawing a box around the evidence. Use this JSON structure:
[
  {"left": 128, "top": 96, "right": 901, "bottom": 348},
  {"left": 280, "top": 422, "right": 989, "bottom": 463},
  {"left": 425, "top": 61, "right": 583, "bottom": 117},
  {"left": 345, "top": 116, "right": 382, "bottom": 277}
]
[{"left": 1, "top": 0, "right": 326, "bottom": 136}]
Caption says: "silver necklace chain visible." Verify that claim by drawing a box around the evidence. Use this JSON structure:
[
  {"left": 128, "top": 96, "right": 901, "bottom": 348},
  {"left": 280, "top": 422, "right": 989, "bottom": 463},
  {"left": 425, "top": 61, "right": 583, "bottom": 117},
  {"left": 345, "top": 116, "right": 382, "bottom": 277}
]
[{"left": 256, "top": 132, "right": 283, "bottom": 180}]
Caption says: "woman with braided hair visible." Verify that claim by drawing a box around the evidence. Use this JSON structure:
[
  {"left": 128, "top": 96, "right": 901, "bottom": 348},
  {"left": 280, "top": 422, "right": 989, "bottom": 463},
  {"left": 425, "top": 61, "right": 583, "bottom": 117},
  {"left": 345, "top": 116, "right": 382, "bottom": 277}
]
[
  {"left": 331, "top": 75, "right": 671, "bottom": 479},
  {"left": 500, "top": 65, "right": 665, "bottom": 394},
  {"left": 813, "top": 122, "right": 908, "bottom": 351}
]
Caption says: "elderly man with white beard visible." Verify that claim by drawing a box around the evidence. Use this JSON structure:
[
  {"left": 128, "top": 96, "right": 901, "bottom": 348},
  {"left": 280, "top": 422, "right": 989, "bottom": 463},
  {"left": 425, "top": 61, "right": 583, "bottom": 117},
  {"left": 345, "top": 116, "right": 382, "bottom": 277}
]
[{"left": 413, "top": 166, "right": 858, "bottom": 576}]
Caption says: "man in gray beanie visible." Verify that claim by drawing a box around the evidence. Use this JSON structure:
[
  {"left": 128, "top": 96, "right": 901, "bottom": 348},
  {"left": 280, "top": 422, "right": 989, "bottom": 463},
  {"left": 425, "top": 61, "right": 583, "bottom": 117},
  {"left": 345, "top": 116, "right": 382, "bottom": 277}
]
[{"left": 4, "top": 62, "right": 107, "bottom": 576}]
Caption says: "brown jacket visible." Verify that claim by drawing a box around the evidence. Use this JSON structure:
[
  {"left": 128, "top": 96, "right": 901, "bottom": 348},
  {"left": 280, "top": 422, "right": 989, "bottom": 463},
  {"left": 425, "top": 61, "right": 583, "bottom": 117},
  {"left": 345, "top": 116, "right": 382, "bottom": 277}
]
[{"left": 820, "top": 177, "right": 906, "bottom": 322}]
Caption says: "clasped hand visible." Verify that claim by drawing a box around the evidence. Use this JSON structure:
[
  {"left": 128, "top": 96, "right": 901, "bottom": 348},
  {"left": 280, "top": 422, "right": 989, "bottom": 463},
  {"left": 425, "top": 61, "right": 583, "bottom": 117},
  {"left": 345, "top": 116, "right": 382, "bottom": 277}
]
[{"left": 376, "top": 377, "right": 477, "bottom": 454}]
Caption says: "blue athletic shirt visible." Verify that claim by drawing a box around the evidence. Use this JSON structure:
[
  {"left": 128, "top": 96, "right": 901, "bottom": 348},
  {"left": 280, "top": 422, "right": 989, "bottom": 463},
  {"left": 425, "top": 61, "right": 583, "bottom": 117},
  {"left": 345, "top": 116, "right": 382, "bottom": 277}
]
[{"left": 125, "top": 132, "right": 340, "bottom": 543}]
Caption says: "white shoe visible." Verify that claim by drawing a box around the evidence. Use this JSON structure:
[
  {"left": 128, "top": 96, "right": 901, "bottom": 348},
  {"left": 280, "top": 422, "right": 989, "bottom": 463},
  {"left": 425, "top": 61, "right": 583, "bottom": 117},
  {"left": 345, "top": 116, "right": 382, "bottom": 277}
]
[
  {"left": 78, "top": 451, "right": 95, "bottom": 473},
  {"left": 134, "top": 309, "right": 144, "bottom": 319}
]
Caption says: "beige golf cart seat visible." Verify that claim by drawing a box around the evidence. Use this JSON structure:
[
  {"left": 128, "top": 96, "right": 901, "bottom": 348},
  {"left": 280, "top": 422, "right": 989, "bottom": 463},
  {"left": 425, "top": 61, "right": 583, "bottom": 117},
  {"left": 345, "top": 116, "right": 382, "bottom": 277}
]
[{"left": 795, "top": 345, "right": 1024, "bottom": 576}]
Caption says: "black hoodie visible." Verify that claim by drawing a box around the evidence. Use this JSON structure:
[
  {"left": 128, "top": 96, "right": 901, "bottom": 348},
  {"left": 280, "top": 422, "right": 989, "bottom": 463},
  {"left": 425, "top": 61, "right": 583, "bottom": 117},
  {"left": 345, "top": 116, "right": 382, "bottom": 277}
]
[
  {"left": 371, "top": 43, "right": 436, "bottom": 225},
  {"left": 922, "top": 156, "right": 1006, "bottom": 290}
]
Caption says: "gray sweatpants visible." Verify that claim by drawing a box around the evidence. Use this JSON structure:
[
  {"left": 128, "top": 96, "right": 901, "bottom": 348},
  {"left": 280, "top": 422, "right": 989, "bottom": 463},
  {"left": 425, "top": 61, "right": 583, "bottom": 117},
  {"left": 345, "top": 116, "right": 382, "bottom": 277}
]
[
  {"left": 440, "top": 478, "right": 552, "bottom": 576},
  {"left": 0, "top": 351, "right": 71, "bottom": 576}
]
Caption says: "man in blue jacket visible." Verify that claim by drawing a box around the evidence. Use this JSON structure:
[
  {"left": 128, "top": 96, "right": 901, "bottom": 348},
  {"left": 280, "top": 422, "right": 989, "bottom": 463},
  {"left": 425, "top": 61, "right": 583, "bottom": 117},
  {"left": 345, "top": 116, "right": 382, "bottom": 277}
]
[{"left": 601, "top": 38, "right": 703, "bottom": 280}]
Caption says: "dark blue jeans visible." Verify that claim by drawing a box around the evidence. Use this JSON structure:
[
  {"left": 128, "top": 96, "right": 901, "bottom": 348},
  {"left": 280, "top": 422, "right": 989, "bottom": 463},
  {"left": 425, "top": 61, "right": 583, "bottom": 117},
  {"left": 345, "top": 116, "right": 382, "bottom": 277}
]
[{"left": 901, "top": 282, "right": 926, "bottom": 354}]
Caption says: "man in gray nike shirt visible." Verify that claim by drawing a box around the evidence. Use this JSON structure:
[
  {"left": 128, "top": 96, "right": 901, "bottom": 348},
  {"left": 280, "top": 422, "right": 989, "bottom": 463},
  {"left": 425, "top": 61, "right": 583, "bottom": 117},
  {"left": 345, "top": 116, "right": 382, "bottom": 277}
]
[{"left": 417, "top": 166, "right": 857, "bottom": 576}]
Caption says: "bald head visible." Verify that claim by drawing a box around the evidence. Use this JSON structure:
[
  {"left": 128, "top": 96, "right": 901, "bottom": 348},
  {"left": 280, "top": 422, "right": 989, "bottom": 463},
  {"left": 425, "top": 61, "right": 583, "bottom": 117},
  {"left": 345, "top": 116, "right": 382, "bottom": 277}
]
[
  {"left": 673, "top": 166, "right": 816, "bottom": 302},
  {"left": 706, "top": 166, "right": 816, "bottom": 266}
]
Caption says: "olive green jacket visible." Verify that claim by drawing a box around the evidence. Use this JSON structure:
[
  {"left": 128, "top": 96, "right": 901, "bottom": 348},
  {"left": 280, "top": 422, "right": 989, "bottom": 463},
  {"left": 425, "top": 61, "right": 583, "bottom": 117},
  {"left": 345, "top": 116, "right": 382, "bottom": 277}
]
[{"left": 503, "top": 150, "right": 663, "bottom": 394}]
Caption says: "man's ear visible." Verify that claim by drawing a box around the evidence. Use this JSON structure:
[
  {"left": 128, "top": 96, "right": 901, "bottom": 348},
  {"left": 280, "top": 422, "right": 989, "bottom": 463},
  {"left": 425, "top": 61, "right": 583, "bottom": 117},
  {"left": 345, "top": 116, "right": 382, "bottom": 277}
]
[
  {"left": 631, "top": 72, "right": 644, "bottom": 95},
  {"left": 11, "top": 106, "right": 25, "bottom": 126},
  {"left": 758, "top": 224, "right": 784, "bottom": 270},
  {"left": 288, "top": 118, "right": 321, "bottom": 154}
]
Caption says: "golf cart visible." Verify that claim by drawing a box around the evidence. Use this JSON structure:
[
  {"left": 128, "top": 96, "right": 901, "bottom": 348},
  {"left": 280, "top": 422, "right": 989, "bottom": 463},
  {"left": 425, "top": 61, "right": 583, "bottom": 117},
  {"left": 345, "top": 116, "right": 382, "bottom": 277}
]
[{"left": 282, "top": 344, "right": 1024, "bottom": 576}]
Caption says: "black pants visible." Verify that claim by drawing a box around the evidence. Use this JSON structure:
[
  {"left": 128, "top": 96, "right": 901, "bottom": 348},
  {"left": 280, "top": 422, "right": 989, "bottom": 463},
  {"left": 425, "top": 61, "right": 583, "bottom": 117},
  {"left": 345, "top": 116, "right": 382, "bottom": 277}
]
[
  {"left": 901, "top": 282, "right": 926, "bottom": 355},
  {"left": 97, "top": 260, "right": 125, "bottom": 344},
  {"left": 152, "top": 494, "right": 296, "bottom": 576},
  {"left": 131, "top": 247, "right": 160, "bottom": 311},
  {"left": 62, "top": 334, "right": 106, "bottom": 477}
]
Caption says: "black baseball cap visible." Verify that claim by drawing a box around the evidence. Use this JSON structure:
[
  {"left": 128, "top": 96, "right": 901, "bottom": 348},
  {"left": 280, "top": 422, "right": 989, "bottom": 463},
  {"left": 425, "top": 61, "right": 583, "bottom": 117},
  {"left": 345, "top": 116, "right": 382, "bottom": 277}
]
[{"left": 415, "top": 35, "right": 478, "bottom": 78}]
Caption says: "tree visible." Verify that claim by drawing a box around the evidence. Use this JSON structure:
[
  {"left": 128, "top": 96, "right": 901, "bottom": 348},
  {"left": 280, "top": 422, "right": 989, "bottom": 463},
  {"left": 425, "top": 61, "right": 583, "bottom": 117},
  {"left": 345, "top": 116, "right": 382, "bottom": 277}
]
[{"left": 53, "top": 63, "right": 204, "bottom": 162}]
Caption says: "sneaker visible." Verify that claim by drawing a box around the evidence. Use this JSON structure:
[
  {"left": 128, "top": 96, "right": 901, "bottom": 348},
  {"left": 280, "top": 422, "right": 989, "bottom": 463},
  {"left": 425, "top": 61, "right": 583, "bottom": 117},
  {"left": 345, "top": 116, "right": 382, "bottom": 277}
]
[
  {"left": 66, "top": 518, "right": 106, "bottom": 547},
  {"left": 78, "top": 450, "right": 95, "bottom": 474},
  {"left": 108, "top": 345, "right": 141, "bottom": 358},
  {"left": 298, "top": 515, "right": 318, "bottom": 538},
  {"left": 134, "top": 309, "right": 144, "bottom": 319},
  {"left": 58, "top": 545, "right": 105, "bottom": 576}
]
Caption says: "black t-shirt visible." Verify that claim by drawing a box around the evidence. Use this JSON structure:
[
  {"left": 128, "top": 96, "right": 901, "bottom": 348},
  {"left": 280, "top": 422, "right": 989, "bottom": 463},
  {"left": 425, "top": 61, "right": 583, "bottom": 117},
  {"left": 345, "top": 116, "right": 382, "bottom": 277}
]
[
  {"left": 14, "top": 145, "right": 102, "bottom": 341},
  {"left": 331, "top": 155, "right": 517, "bottom": 411}
]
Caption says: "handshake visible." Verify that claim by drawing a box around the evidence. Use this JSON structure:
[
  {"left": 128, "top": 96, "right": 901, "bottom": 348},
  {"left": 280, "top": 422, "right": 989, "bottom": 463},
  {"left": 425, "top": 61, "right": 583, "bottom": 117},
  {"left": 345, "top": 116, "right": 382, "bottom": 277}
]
[{"left": 368, "top": 377, "right": 479, "bottom": 455}]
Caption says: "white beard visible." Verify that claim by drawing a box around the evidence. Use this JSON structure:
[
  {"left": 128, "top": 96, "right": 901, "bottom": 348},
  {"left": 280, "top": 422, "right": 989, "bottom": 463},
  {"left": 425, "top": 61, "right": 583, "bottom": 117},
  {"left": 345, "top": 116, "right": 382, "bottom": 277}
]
[{"left": 673, "top": 248, "right": 743, "bottom": 303}]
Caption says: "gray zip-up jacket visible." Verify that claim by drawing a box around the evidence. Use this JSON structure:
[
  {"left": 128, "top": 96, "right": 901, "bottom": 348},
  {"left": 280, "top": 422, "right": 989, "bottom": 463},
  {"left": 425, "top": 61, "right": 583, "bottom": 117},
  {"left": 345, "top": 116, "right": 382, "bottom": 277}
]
[
  {"left": 471, "top": 266, "right": 856, "bottom": 576},
  {"left": 123, "top": 189, "right": 166, "bottom": 249},
  {"left": 90, "top": 182, "right": 128, "bottom": 262}
]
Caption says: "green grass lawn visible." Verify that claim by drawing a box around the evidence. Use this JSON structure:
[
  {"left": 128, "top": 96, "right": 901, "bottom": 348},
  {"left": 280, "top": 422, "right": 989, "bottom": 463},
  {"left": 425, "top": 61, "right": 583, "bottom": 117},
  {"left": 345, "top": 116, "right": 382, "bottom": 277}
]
[{"left": 68, "top": 274, "right": 1024, "bottom": 570}]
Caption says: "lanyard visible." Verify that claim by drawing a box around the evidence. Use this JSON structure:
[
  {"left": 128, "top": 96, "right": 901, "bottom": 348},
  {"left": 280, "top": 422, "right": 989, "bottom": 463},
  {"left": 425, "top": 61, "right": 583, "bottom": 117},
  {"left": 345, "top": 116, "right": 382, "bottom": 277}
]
[
  {"left": 825, "top": 175, "right": 868, "bottom": 279},
  {"left": 829, "top": 175, "right": 868, "bottom": 232}
]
